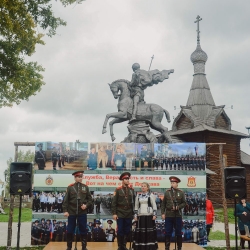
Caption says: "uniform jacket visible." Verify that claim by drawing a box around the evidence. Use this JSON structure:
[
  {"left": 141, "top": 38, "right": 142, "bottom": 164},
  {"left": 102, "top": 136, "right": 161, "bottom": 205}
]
[
  {"left": 62, "top": 182, "right": 93, "bottom": 215},
  {"left": 111, "top": 185, "right": 134, "bottom": 218},
  {"left": 161, "top": 188, "right": 186, "bottom": 217},
  {"left": 35, "top": 150, "right": 46, "bottom": 163}
]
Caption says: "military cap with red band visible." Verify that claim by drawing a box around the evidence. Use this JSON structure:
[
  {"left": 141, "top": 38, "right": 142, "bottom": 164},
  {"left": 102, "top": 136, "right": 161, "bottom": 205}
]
[
  {"left": 119, "top": 172, "right": 131, "bottom": 180},
  {"left": 169, "top": 176, "right": 181, "bottom": 183},
  {"left": 72, "top": 171, "right": 84, "bottom": 177}
]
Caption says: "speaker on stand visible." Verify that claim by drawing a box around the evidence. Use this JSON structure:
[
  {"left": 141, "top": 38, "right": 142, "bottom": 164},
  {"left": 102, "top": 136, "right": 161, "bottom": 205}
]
[
  {"left": 224, "top": 166, "right": 247, "bottom": 250},
  {"left": 10, "top": 162, "right": 33, "bottom": 250}
]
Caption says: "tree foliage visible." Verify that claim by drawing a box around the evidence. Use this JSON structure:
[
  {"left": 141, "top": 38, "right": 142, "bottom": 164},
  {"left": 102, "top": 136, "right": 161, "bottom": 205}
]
[
  {"left": 5, "top": 149, "right": 35, "bottom": 197},
  {"left": 0, "top": 0, "right": 84, "bottom": 107}
]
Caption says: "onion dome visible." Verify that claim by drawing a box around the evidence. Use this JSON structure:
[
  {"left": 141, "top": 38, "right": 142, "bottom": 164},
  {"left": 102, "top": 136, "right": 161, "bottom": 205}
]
[{"left": 190, "top": 44, "right": 208, "bottom": 64}]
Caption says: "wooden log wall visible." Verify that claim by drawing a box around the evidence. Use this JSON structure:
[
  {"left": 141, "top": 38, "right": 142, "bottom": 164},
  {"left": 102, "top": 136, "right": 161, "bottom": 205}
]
[
  {"left": 178, "top": 131, "right": 243, "bottom": 207},
  {"left": 175, "top": 114, "right": 193, "bottom": 130}
]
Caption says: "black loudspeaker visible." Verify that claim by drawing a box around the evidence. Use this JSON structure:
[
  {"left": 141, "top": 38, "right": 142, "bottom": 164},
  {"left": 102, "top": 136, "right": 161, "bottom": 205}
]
[
  {"left": 10, "top": 162, "right": 32, "bottom": 195},
  {"left": 224, "top": 166, "right": 246, "bottom": 199}
]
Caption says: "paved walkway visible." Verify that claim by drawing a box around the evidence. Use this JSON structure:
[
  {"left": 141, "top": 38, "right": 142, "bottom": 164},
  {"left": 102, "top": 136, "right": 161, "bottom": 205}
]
[{"left": 0, "top": 221, "right": 239, "bottom": 248}]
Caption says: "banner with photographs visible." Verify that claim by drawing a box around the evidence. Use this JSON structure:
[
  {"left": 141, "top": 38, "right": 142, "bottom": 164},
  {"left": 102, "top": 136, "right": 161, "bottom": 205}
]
[
  {"left": 32, "top": 142, "right": 207, "bottom": 246},
  {"left": 34, "top": 142, "right": 206, "bottom": 172}
]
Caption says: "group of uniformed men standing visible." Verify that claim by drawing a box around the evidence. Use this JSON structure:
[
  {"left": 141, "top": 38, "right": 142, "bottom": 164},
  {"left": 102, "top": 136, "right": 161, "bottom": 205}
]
[{"left": 61, "top": 170, "right": 186, "bottom": 250}]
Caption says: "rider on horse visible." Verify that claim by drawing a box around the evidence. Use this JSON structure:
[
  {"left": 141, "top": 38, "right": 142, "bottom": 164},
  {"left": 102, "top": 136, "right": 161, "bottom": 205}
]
[{"left": 129, "top": 63, "right": 174, "bottom": 122}]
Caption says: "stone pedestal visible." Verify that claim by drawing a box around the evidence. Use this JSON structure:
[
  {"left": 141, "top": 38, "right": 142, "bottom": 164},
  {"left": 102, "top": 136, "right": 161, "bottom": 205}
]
[{"left": 122, "top": 121, "right": 158, "bottom": 143}]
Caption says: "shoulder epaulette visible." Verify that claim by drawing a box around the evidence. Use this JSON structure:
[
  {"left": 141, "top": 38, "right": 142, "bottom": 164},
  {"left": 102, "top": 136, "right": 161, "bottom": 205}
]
[
  {"left": 176, "top": 188, "right": 184, "bottom": 192},
  {"left": 68, "top": 183, "right": 75, "bottom": 187},
  {"left": 166, "top": 189, "right": 171, "bottom": 191},
  {"left": 117, "top": 186, "right": 123, "bottom": 190}
]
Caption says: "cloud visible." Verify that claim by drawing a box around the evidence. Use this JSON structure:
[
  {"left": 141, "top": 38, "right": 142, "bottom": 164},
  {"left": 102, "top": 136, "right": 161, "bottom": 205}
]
[{"left": 0, "top": 0, "right": 250, "bottom": 180}]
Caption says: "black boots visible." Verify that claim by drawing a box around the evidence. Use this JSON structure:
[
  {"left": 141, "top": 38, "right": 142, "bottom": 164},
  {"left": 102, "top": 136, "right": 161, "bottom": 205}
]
[
  {"left": 81, "top": 234, "right": 88, "bottom": 250},
  {"left": 165, "top": 236, "right": 171, "bottom": 250},
  {"left": 66, "top": 233, "right": 73, "bottom": 250},
  {"left": 240, "top": 238, "right": 245, "bottom": 249},
  {"left": 177, "top": 235, "right": 182, "bottom": 250},
  {"left": 117, "top": 235, "right": 123, "bottom": 250},
  {"left": 123, "top": 235, "right": 129, "bottom": 250}
]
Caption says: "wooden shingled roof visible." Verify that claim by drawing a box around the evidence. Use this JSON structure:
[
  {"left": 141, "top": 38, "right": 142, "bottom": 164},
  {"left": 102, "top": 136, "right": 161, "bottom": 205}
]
[
  {"left": 170, "top": 38, "right": 247, "bottom": 138},
  {"left": 241, "top": 151, "right": 250, "bottom": 165}
]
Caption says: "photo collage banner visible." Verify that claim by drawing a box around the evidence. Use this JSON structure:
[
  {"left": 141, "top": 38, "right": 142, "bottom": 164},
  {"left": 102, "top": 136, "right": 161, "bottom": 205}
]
[{"left": 32, "top": 142, "right": 207, "bottom": 246}]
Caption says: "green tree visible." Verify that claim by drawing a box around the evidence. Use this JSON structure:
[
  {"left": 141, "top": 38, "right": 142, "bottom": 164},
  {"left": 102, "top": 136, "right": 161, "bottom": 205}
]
[
  {"left": 5, "top": 149, "right": 35, "bottom": 197},
  {"left": 0, "top": 0, "right": 84, "bottom": 107}
]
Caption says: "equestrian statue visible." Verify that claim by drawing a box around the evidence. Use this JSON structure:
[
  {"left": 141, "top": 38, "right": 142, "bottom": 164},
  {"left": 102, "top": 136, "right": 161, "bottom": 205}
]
[{"left": 102, "top": 63, "right": 174, "bottom": 143}]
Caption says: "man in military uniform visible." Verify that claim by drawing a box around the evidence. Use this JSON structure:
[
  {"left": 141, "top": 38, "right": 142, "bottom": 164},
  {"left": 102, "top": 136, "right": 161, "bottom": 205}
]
[
  {"left": 57, "top": 149, "right": 62, "bottom": 168},
  {"left": 51, "top": 147, "right": 58, "bottom": 170},
  {"left": 140, "top": 145, "right": 150, "bottom": 170},
  {"left": 34, "top": 143, "right": 46, "bottom": 170},
  {"left": 87, "top": 147, "right": 98, "bottom": 170},
  {"left": 113, "top": 147, "right": 126, "bottom": 171},
  {"left": 95, "top": 194, "right": 101, "bottom": 214},
  {"left": 31, "top": 220, "right": 41, "bottom": 245},
  {"left": 105, "top": 219, "right": 116, "bottom": 242},
  {"left": 44, "top": 219, "right": 52, "bottom": 244},
  {"left": 63, "top": 171, "right": 93, "bottom": 250},
  {"left": 40, "top": 218, "right": 46, "bottom": 244},
  {"left": 57, "top": 221, "right": 66, "bottom": 242},
  {"left": 92, "top": 220, "right": 105, "bottom": 242},
  {"left": 161, "top": 176, "right": 186, "bottom": 250},
  {"left": 111, "top": 172, "right": 134, "bottom": 250}
]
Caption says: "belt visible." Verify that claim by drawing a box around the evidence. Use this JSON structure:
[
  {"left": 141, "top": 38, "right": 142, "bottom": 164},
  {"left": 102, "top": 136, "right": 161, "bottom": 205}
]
[{"left": 117, "top": 205, "right": 131, "bottom": 209}]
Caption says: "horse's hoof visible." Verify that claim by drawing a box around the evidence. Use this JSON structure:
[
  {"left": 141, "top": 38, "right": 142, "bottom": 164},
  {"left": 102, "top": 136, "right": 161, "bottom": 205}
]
[
  {"left": 111, "top": 136, "right": 116, "bottom": 142},
  {"left": 102, "top": 128, "right": 107, "bottom": 134}
]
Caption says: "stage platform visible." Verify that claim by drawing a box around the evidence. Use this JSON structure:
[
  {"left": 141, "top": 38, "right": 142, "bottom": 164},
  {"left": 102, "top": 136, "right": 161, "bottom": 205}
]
[{"left": 44, "top": 242, "right": 205, "bottom": 250}]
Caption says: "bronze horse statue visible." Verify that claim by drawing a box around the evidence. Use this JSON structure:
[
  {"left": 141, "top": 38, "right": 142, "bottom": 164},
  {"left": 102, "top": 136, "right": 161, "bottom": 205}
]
[{"left": 102, "top": 79, "right": 171, "bottom": 142}]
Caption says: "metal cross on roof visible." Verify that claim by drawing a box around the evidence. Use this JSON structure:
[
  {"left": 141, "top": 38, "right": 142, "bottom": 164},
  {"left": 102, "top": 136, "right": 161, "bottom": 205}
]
[{"left": 194, "top": 15, "right": 202, "bottom": 45}]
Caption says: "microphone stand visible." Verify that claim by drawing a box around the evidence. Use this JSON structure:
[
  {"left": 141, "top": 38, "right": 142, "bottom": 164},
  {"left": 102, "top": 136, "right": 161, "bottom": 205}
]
[
  {"left": 74, "top": 183, "right": 80, "bottom": 250},
  {"left": 129, "top": 221, "right": 133, "bottom": 250},
  {"left": 172, "top": 188, "right": 178, "bottom": 250}
]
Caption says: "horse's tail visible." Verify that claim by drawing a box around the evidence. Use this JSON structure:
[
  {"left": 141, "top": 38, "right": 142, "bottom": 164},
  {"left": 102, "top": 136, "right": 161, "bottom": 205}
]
[{"left": 163, "top": 109, "right": 171, "bottom": 123}]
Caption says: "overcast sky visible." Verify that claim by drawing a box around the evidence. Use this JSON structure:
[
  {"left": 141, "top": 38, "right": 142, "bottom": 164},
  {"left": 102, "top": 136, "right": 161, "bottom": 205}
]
[{"left": 0, "top": 0, "right": 250, "bottom": 181}]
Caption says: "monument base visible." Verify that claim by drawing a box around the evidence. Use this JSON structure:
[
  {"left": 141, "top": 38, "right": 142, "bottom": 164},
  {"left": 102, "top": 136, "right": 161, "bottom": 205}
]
[{"left": 43, "top": 242, "right": 205, "bottom": 250}]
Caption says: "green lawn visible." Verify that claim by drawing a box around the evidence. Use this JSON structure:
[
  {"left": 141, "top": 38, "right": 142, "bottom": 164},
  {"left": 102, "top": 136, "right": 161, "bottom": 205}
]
[
  {"left": 209, "top": 230, "right": 235, "bottom": 240},
  {"left": 215, "top": 208, "right": 235, "bottom": 224},
  {"left": 0, "top": 207, "right": 32, "bottom": 222}
]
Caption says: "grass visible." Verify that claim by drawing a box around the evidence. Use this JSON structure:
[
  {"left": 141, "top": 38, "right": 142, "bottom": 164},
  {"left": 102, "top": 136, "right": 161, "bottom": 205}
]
[
  {"left": 0, "top": 208, "right": 32, "bottom": 222},
  {"left": 209, "top": 230, "right": 235, "bottom": 240},
  {"left": 215, "top": 208, "right": 235, "bottom": 224}
]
